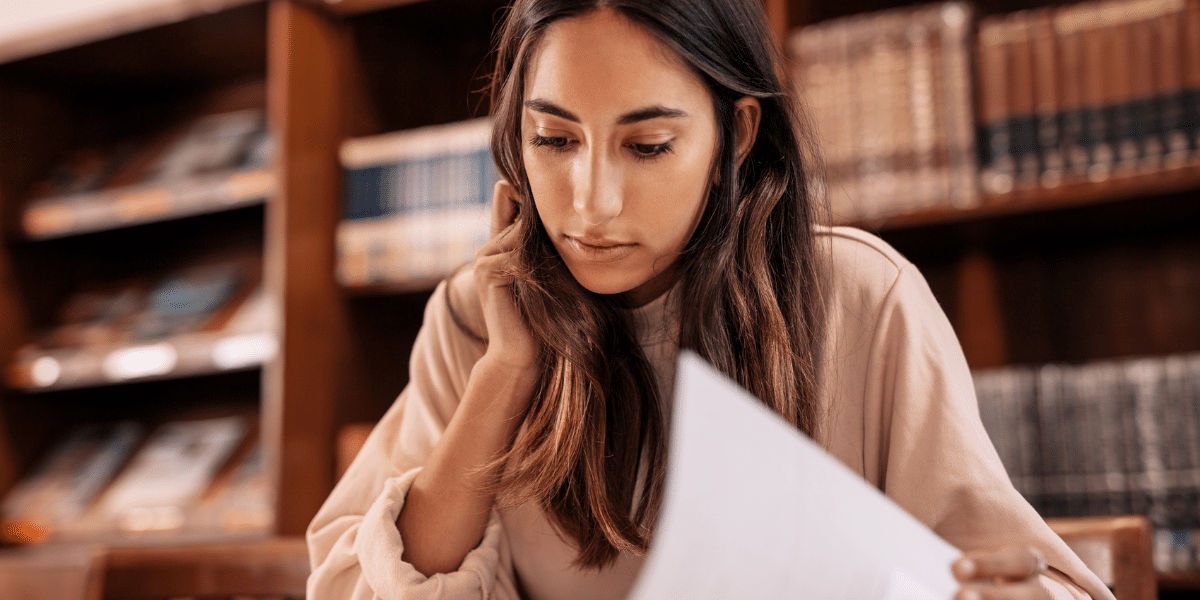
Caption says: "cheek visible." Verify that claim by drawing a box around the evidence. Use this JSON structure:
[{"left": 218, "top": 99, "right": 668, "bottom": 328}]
[
  {"left": 524, "top": 152, "right": 566, "bottom": 229},
  {"left": 639, "top": 159, "right": 711, "bottom": 245}
]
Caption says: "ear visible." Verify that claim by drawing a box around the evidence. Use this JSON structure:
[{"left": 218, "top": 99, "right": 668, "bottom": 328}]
[{"left": 733, "top": 96, "right": 761, "bottom": 167}]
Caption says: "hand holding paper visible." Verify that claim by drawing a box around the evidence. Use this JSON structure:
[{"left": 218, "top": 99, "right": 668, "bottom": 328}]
[{"left": 626, "top": 351, "right": 962, "bottom": 600}]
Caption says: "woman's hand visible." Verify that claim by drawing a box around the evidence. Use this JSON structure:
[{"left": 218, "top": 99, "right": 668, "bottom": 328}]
[
  {"left": 953, "top": 546, "right": 1051, "bottom": 600},
  {"left": 473, "top": 180, "right": 539, "bottom": 377},
  {"left": 397, "top": 182, "right": 542, "bottom": 577}
]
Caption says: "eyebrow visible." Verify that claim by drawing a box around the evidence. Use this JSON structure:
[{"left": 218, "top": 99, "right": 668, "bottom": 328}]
[{"left": 524, "top": 99, "right": 688, "bottom": 124}]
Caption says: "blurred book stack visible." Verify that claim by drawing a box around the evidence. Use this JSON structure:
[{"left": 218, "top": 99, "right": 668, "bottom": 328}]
[
  {"left": 789, "top": 2, "right": 979, "bottom": 222},
  {"left": 974, "top": 353, "right": 1200, "bottom": 575},
  {"left": 6, "top": 254, "right": 276, "bottom": 391},
  {"left": 338, "top": 118, "right": 498, "bottom": 290},
  {"left": 21, "top": 104, "right": 274, "bottom": 239},
  {"left": 0, "top": 414, "right": 266, "bottom": 545},
  {"left": 974, "top": 0, "right": 1200, "bottom": 195}
]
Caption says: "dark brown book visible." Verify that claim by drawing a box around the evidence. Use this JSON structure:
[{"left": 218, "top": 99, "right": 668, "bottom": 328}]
[
  {"left": 1030, "top": 8, "right": 1065, "bottom": 187},
  {"left": 1183, "top": 0, "right": 1200, "bottom": 155},
  {"left": 1053, "top": 5, "right": 1094, "bottom": 180},
  {"left": 1103, "top": 8, "right": 1140, "bottom": 175},
  {"left": 1007, "top": 12, "right": 1040, "bottom": 190},
  {"left": 976, "top": 14, "right": 1016, "bottom": 195},
  {"left": 1152, "top": 5, "right": 1191, "bottom": 168}
]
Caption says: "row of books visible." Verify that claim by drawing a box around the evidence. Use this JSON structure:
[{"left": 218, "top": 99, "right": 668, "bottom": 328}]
[
  {"left": 1157, "top": 528, "right": 1200, "bottom": 574},
  {"left": 0, "top": 415, "right": 270, "bottom": 545},
  {"left": 789, "top": 2, "right": 980, "bottom": 222},
  {"left": 788, "top": 0, "right": 1200, "bottom": 223},
  {"left": 975, "top": 0, "right": 1200, "bottom": 194},
  {"left": 338, "top": 118, "right": 497, "bottom": 289},
  {"left": 973, "top": 352, "right": 1200, "bottom": 573},
  {"left": 6, "top": 254, "right": 276, "bottom": 391},
  {"left": 21, "top": 106, "right": 274, "bottom": 239}
]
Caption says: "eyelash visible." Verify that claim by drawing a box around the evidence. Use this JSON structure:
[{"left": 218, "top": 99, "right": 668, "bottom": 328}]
[{"left": 528, "top": 135, "right": 674, "bottom": 162}]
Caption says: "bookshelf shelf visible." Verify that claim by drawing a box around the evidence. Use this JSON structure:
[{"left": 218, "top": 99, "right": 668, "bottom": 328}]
[
  {"left": 0, "top": 0, "right": 265, "bottom": 66},
  {"left": 1160, "top": 571, "right": 1200, "bottom": 591},
  {"left": 315, "top": 0, "right": 428, "bottom": 16},
  {"left": 6, "top": 329, "right": 278, "bottom": 392},
  {"left": 850, "top": 163, "right": 1200, "bottom": 233},
  {"left": 22, "top": 167, "right": 275, "bottom": 240}
]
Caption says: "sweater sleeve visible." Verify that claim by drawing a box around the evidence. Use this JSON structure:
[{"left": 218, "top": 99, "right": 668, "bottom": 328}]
[
  {"left": 865, "top": 263, "right": 1115, "bottom": 600},
  {"left": 305, "top": 275, "right": 520, "bottom": 600}
]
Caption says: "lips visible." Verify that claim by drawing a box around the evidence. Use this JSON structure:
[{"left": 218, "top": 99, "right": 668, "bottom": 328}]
[{"left": 564, "top": 235, "right": 636, "bottom": 263}]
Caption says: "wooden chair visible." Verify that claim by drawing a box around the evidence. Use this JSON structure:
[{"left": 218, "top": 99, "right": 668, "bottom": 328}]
[
  {"left": 1047, "top": 515, "right": 1157, "bottom": 600},
  {"left": 102, "top": 537, "right": 310, "bottom": 600}
]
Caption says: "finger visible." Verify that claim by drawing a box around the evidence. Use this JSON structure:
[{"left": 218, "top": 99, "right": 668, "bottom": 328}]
[
  {"left": 954, "top": 547, "right": 1046, "bottom": 583},
  {"left": 490, "top": 180, "right": 520, "bottom": 237},
  {"left": 955, "top": 577, "right": 1049, "bottom": 600}
]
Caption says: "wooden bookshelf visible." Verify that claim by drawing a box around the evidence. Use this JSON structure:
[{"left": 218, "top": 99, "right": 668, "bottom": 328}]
[{"left": 0, "top": 0, "right": 286, "bottom": 554}]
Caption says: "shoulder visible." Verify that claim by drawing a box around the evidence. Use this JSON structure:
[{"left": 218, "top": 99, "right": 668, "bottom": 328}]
[{"left": 816, "top": 225, "right": 916, "bottom": 303}]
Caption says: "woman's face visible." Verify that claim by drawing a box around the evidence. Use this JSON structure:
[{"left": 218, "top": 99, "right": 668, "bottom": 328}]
[{"left": 522, "top": 8, "right": 718, "bottom": 306}]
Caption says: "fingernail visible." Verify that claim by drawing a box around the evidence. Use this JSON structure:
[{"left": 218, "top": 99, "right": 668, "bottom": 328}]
[{"left": 961, "top": 590, "right": 982, "bottom": 600}]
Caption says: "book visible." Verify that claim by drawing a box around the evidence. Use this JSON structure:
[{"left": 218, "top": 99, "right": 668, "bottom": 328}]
[
  {"left": 338, "top": 118, "right": 497, "bottom": 289},
  {"left": 187, "top": 442, "right": 273, "bottom": 535},
  {"left": 1029, "top": 8, "right": 1066, "bottom": 188},
  {"left": 789, "top": 2, "right": 977, "bottom": 222},
  {"left": 976, "top": 14, "right": 1017, "bottom": 195},
  {"left": 96, "top": 415, "right": 248, "bottom": 534},
  {"left": 0, "top": 421, "right": 143, "bottom": 543}
]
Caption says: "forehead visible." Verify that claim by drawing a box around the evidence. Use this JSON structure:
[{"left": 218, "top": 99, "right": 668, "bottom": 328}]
[{"left": 523, "top": 9, "right": 711, "bottom": 118}]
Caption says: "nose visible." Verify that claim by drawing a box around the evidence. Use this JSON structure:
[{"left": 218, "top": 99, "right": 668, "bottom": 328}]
[{"left": 573, "top": 148, "right": 623, "bottom": 224}]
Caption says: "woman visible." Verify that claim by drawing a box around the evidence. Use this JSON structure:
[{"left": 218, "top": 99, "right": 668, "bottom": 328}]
[{"left": 308, "top": 1, "right": 1114, "bottom": 599}]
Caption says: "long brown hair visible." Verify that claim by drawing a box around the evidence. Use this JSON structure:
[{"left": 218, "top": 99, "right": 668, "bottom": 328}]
[{"left": 480, "top": 0, "right": 828, "bottom": 568}]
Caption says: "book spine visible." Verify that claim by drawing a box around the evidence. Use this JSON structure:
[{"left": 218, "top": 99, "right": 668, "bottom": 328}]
[
  {"left": 1013, "top": 367, "right": 1044, "bottom": 513},
  {"left": 1153, "top": 6, "right": 1191, "bottom": 168},
  {"left": 1071, "top": 363, "right": 1097, "bottom": 517},
  {"left": 884, "top": 11, "right": 917, "bottom": 216},
  {"left": 829, "top": 22, "right": 862, "bottom": 221},
  {"left": 1082, "top": 7, "right": 1116, "bottom": 181},
  {"left": 1129, "top": 17, "right": 1165, "bottom": 172},
  {"left": 1129, "top": 359, "right": 1169, "bottom": 527},
  {"left": 976, "top": 15, "right": 1016, "bottom": 195},
  {"left": 1053, "top": 7, "right": 1093, "bottom": 180},
  {"left": 1183, "top": 0, "right": 1200, "bottom": 155},
  {"left": 1036, "top": 364, "right": 1069, "bottom": 517},
  {"left": 1095, "top": 362, "right": 1132, "bottom": 516},
  {"left": 1102, "top": 13, "right": 1141, "bottom": 176},
  {"left": 1030, "top": 8, "right": 1065, "bottom": 188},
  {"left": 1007, "top": 12, "right": 1041, "bottom": 190},
  {"left": 907, "top": 16, "right": 939, "bottom": 211},
  {"left": 1161, "top": 355, "right": 1198, "bottom": 530},
  {"left": 937, "top": 2, "right": 978, "bottom": 209}
]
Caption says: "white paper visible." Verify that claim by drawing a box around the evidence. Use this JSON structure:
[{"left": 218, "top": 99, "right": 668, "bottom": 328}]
[{"left": 626, "top": 351, "right": 961, "bottom": 600}]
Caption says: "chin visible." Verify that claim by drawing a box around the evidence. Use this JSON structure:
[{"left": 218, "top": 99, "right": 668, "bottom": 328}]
[{"left": 566, "top": 266, "right": 638, "bottom": 297}]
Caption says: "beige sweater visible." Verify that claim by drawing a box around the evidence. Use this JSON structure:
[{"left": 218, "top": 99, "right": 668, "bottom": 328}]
[{"left": 306, "top": 226, "right": 1114, "bottom": 600}]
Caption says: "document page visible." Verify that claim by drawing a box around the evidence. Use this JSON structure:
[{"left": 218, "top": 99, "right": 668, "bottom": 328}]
[{"left": 626, "top": 351, "right": 962, "bottom": 600}]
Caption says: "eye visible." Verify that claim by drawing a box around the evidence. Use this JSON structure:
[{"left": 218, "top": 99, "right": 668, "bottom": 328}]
[
  {"left": 628, "top": 141, "right": 673, "bottom": 161},
  {"left": 529, "top": 134, "right": 573, "bottom": 151}
]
